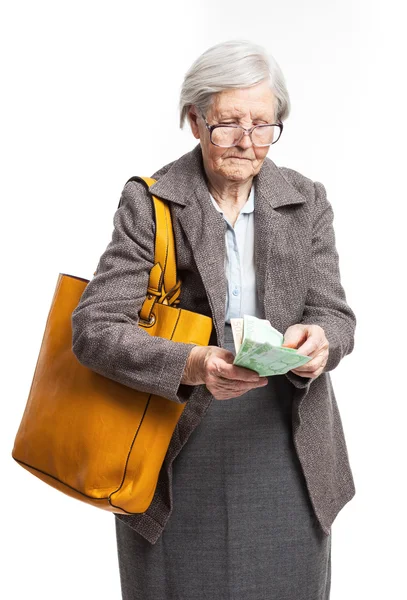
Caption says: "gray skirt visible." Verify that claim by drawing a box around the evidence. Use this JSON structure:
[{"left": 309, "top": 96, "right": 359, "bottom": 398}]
[{"left": 115, "top": 323, "right": 331, "bottom": 600}]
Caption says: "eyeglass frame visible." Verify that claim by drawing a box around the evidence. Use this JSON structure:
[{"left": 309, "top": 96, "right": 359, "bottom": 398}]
[{"left": 200, "top": 113, "right": 284, "bottom": 148}]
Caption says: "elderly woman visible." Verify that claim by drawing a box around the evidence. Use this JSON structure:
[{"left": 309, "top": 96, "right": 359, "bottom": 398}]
[{"left": 71, "top": 40, "right": 356, "bottom": 600}]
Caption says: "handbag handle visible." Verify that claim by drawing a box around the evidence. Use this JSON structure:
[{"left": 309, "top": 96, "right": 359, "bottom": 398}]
[{"left": 122, "top": 176, "right": 181, "bottom": 325}]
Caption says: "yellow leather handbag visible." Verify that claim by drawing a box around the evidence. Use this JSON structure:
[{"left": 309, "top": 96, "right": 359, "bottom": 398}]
[{"left": 12, "top": 176, "right": 213, "bottom": 514}]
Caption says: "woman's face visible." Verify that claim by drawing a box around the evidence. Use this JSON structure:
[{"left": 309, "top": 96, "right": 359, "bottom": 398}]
[{"left": 188, "top": 79, "right": 277, "bottom": 184}]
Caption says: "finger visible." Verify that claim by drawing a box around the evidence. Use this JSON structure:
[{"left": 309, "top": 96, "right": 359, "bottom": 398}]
[
  {"left": 210, "top": 377, "right": 268, "bottom": 398},
  {"left": 296, "top": 335, "right": 326, "bottom": 356},
  {"left": 296, "top": 340, "right": 318, "bottom": 356},
  {"left": 293, "top": 356, "right": 320, "bottom": 372},
  {"left": 282, "top": 325, "right": 308, "bottom": 349},
  {"left": 217, "top": 349, "right": 239, "bottom": 364},
  {"left": 212, "top": 360, "right": 263, "bottom": 382},
  {"left": 207, "top": 349, "right": 237, "bottom": 366},
  {"left": 291, "top": 355, "right": 325, "bottom": 375},
  {"left": 215, "top": 386, "right": 261, "bottom": 400},
  {"left": 290, "top": 365, "right": 318, "bottom": 378},
  {"left": 291, "top": 365, "right": 314, "bottom": 376},
  {"left": 212, "top": 375, "right": 268, "bottom": 393},
  {"left": 290, "top": 365, "right": 323, "bottom": 379}
]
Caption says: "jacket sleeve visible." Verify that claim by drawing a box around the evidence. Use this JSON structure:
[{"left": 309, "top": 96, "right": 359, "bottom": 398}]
[
  {"left": 285, "top": 180, "right": 357, "bottom": 389},
  {"left": 71, "top": 180, "right": 198, "bottom": 404}
]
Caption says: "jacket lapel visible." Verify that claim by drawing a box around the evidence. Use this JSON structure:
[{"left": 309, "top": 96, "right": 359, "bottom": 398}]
[
  {"left": 177, "top": 186, "right": 227, "bottom": 346},
  {"left": 254, "top": 160, "right": 308, "bottom": 334},
  {"left": 149, "top": 144, "right": 307, "bottom": 346}
]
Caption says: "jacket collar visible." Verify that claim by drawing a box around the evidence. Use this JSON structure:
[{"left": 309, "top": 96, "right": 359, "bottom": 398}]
[{"left": 148, "top": 143, "right": 306, "bottom": 209}]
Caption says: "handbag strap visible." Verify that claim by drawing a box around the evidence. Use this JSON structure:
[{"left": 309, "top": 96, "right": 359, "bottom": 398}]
[{"left": 123, "top": 176, "right": 181, "bottom": 325}]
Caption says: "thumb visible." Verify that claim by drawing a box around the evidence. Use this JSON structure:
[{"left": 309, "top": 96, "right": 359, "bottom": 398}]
[
  {"left": 282, "top": 324, "right": 308, "bottom": 349},
  {"left": 207, "top": 346, "right": 236, "bottom": 367},
  {"left": 216, "top": 348, "right": 237, "bottom": 365}
]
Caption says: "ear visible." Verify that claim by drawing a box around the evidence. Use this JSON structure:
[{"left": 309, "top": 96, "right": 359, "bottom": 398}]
[{"left": 187, "top": 106, "right": 201, "bottom": 140}]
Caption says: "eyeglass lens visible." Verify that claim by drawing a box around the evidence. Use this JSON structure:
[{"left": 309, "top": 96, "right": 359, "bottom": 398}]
[{"left": 211, "top": 125, "right": 281, "bottom": 147}]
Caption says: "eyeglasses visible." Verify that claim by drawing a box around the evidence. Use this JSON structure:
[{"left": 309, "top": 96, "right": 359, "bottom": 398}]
[{"left": 201, "top": 113, "right": 283, "bottom": 148}]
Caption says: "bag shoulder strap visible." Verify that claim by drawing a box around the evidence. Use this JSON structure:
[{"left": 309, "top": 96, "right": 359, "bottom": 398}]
[{"left": 124, "top": 176, "right": 181, "bottom": 324}]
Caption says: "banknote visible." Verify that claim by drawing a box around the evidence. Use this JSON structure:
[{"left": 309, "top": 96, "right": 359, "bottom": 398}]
[{"left": 230, "top": 315, "right": 312, "bottom": 376}]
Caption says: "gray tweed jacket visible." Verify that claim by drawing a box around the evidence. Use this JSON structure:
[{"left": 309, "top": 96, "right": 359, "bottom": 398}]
[{"left": 71, "top": 143, "right": 356, "bottom": 544}]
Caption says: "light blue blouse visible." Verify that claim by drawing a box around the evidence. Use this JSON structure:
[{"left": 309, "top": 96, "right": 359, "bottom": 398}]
[{"left": 209, "top": 186, "right": 263, "bottom": 324}]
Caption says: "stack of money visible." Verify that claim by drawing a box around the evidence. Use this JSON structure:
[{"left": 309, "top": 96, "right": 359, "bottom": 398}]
[{"left": 230, "top": 315, "right": 311, "bottom": 377}]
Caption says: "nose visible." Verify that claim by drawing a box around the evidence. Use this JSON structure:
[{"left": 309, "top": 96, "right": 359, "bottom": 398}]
[{"left": 236, "top": 130, "right": 254, "bottom": 150}]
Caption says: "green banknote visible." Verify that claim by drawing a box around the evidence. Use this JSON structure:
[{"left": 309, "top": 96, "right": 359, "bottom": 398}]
[{"left": 230, "top": 315, "right": 312, "bottom": 377}]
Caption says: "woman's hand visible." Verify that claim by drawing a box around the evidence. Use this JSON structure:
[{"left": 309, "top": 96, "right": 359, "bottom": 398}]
[
  {"left": 282, "top": 324, "right": 329, "bottom": 379},
  {"left": 181, "top": 346, "right": 268, "bottom": 400}
]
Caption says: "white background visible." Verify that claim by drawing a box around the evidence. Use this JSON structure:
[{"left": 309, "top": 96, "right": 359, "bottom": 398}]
[{"left": 2, "top": 0, "right": 406, "bottom": 598}]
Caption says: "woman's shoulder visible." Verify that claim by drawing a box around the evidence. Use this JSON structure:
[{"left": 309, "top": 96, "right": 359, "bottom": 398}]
[
  {"left": 121, "top": 146, "right": 199, "bottom": 200},
  {"left": 277, "top": 164, "right": 314, "bottom": 186},
  {"left": 116, "top": 153, "right": 187, "bottom": 235},
  {"left": 269, "top": 162, "right": 333, "bottom": 222},
  {"left": 151, "top": 158, "right": 178, "bottom": 180},
  {"left": 275, "top": 163, "right": 317, "bottom": 199},
  {"left": 262, "top": 159, "right": 328, "bottom": 211},
  {"left": 121, "top": 160, "right": 174, "bottom": 197}
]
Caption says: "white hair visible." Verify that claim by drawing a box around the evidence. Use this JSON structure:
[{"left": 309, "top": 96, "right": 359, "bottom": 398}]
[{"left": 179, "top": 39, "right": 291, "bottom": 128}]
